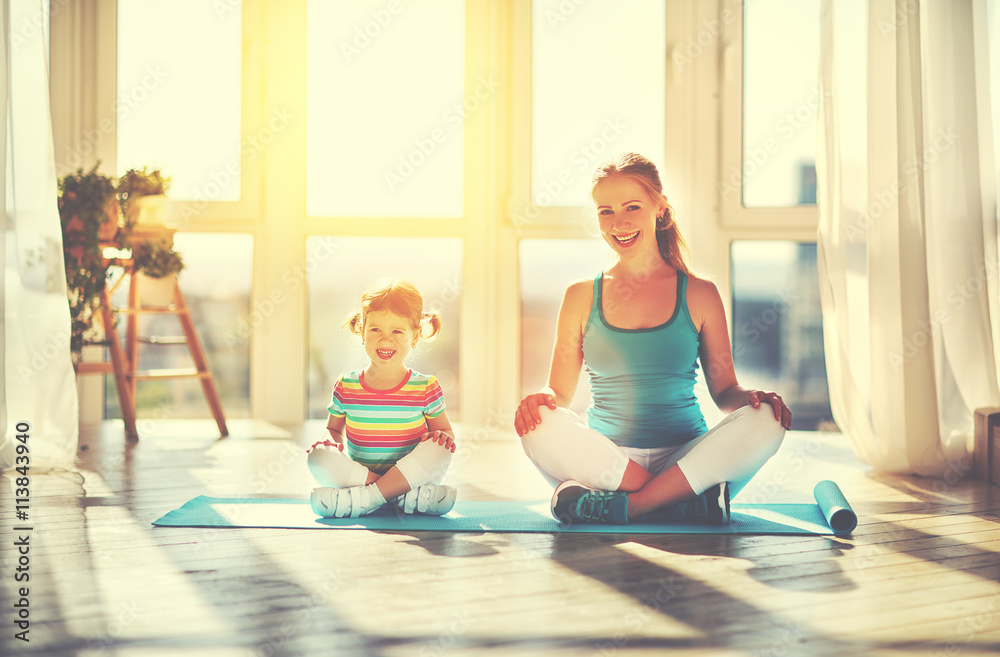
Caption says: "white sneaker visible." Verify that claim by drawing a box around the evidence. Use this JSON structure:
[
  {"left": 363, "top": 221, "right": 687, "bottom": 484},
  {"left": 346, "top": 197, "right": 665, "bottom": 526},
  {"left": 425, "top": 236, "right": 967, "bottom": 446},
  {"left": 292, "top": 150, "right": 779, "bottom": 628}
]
[
  {"left": 311, "top": 486, "right": 383, "bottom": 518},
  {"left": 393, "top": 484, "right": 457, "bottom": 516}
]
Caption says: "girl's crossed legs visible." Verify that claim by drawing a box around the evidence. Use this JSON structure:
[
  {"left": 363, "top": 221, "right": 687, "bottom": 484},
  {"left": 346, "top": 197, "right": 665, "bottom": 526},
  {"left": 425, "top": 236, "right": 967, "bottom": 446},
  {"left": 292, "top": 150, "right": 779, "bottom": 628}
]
[
  {"left": 307, "top": 439, "right": 454, "bottom": 516},
  {"left": 308, "top": 438, "right": 452, "bottom": 496}
]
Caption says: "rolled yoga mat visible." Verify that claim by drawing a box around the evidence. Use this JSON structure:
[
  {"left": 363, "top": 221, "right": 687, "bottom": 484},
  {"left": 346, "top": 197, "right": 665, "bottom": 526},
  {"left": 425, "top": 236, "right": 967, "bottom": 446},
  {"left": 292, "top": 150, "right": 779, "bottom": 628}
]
[{"left": 812, "top": 479, "right": 858, "bottom": 536}]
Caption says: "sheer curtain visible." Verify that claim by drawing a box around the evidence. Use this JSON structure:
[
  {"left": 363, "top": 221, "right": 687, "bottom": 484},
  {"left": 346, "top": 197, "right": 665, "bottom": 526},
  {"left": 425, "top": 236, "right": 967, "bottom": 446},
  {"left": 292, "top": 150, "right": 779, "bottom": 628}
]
[
  {"left": 0, "top": 0, "right": 78, "bottom": 470},
  {"left": 817, "top": 0, "right": 1000, "bottom": 477}
]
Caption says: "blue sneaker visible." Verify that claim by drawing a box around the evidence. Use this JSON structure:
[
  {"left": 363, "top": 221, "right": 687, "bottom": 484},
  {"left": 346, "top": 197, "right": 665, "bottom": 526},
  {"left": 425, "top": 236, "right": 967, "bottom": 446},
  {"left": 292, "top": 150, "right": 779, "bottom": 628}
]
[
  {"left": 551, "top": 481, "right": 629, "bottom": 525},
  {"left": 702, "top": 482, "right": 731, "bottom": 525},
  {"left": 667, "top": 482, "right": 730, "bottom": 525}
]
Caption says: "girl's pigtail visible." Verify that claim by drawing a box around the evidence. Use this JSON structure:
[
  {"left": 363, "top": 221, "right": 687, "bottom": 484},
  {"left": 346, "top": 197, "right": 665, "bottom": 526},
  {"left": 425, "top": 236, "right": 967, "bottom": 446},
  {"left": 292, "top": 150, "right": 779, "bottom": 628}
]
[
  {"left": 341, "top": 312, "right": 364, "bottom": 336},
  {"left": 420, "top": 312, "right": 442, "bottom": 340}
]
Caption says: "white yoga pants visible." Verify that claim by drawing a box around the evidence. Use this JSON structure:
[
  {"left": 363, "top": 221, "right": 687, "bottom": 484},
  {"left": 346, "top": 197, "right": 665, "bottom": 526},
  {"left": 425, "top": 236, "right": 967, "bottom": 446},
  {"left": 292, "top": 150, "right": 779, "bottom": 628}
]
[
  {"left": 520, "top": 404, "right": 785, "bottom": 498},
  {"left": 307, "top": 439, "right": 452, "bottom": 489}
]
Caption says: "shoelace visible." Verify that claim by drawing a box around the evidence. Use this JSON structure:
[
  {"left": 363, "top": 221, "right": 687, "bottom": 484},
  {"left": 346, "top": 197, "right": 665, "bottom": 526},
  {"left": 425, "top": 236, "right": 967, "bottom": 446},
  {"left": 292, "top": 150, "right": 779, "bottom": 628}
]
[{"left": 578, "top": 490, "right": 615, "bottom": 520}]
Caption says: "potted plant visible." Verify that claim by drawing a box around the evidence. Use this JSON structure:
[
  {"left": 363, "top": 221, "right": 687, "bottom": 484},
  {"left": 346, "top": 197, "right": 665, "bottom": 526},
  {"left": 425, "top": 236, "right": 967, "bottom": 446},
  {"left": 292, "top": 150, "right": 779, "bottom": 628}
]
[
  {"left": 59, "top": 164, "right": 118, "bottom": 359},
  {"left": 132, "top": 238, "right": 185, "bottom": 307},
  {"left": 116, "top": 167, "right": 171, "bottom": 229}
]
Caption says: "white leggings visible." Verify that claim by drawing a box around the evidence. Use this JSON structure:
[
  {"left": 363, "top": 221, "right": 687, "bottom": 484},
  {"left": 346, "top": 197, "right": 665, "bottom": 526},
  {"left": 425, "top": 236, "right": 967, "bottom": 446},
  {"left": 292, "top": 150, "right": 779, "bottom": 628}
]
[
  {"left": 520, "top": 404, "right": 785, "bottom": 499},
  {"left": 307, "top": 439, "right": 453, "bottom": 489}
]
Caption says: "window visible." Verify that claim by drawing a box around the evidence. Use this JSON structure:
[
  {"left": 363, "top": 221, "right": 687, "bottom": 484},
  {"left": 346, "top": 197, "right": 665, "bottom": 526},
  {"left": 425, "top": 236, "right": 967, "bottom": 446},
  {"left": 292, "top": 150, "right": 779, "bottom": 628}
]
[
  {"left": 720, "top": 0, "right": 821, "bottom": 227},
  {"left": 730, "top": 241, "right": 835, "bottom": 430},
  {"left": 305, "top": 0, "right": 466, "bottom": 218},
  {"left": 741, "top": 0, "right": 820, "bottom": 208},
  {"left": 116, "top": 0, "right": 242, "bottom": 202},
  {"left": 714, "top": 3, "right": 834, "bottom": 433},
  {"left": 525, "top": 0, "right": 666, "bottom": 218},
  {"left": 519, "top": 238, "right": 608, "bottom": 413}
]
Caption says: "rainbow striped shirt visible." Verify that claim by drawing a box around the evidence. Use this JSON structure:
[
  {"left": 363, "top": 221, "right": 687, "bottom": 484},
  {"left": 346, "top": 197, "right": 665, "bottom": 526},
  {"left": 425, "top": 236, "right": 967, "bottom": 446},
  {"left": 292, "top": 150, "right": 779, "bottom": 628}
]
[{"left": 328, "top": 369, "right": 446, "bottom": 474}]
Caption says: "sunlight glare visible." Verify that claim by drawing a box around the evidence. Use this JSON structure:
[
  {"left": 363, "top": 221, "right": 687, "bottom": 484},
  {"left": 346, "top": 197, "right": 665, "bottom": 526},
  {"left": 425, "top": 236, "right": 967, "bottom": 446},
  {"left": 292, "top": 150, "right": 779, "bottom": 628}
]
[
  {"left": 532, "top": 0, "right": 666, "bottom": 207},
  {"left": 306, "top": 0, "right": 465, "bottom": 218},
  {"left": 117, "top": 0, "right": 242, "bottom": 201}
]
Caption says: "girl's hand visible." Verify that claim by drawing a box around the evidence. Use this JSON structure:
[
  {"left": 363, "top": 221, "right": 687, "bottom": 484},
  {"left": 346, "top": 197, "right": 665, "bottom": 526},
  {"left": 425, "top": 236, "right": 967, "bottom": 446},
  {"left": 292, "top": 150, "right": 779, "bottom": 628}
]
[
  {"left": 514, "top": 393, "right": 558, "bottom": 437},
  {"left": 421, "top": 430, "right": 456, "bottom": 453},
  {"left": 306, "top": 437, "right": 343, "bottom": 454},
  {"left": 306, "top": 425, "right": 345, "bottom": 453},
  {"left": 326, "top": 424, "right": 347, "bottom": 451},
  {"left": 747, "top": 390, "right": 792, "bottom": 430}
]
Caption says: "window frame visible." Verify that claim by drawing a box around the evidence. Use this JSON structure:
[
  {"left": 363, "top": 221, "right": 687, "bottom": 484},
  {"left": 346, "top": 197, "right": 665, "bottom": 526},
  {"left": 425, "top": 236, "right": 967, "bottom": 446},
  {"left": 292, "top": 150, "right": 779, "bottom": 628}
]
[
  {"left": 718, "top": 0, "right": 820, "bottom": 229},
  {"left": 509, "top": 1, "right": 674, "bottom": 238},
  {"left": 508, "top": 0, "right": 594, "bottom": 237}
]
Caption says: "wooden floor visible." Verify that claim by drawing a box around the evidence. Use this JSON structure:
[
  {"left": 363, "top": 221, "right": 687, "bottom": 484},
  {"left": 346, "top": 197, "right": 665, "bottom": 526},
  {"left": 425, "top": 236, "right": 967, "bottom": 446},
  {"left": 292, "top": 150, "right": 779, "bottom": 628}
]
[{"left": 2, "top": 419, "right": 1000, "bottom": 656}]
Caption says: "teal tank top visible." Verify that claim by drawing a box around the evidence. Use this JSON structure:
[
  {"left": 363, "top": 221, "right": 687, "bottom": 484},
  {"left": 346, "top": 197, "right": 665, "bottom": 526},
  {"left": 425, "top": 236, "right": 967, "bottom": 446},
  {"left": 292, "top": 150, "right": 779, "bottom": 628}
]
[{"left": 582, "top": 271, "right": 708, "bottom": 448}]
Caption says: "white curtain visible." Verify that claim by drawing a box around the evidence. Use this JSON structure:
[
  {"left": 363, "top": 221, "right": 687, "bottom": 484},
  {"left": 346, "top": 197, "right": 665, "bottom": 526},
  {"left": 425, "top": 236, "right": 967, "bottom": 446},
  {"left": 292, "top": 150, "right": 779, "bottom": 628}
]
[
  {"left": 0, "top": 0, "right": 78, "bottom": 470},
  {"left": 818, "top": 0, "right": 1000, "bottom": 477}
]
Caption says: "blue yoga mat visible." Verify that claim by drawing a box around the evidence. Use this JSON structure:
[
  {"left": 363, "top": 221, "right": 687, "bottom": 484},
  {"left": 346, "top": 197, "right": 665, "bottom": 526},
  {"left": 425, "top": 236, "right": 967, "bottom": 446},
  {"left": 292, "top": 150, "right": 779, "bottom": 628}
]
[{"left": 152, "top": 480, "right": 856, "bottom": 535}]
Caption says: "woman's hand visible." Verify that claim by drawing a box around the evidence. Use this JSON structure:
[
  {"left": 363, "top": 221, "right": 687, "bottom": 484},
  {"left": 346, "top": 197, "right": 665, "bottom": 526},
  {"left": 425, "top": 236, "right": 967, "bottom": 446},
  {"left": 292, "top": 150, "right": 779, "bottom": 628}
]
[
  {"left": 421, "top": 430, "right": 456, "bottom": 453},
  {"left": 514, "top": 392, "right": 558, "bottom": 437},
  {"left": 747, "top": 390, "right": 792, "bottom": 430}
]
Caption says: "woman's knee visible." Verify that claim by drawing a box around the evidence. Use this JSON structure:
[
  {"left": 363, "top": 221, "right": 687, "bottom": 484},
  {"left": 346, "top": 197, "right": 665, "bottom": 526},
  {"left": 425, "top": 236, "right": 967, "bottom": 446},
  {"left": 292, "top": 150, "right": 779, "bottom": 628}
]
[
  {"left": 519, "top": 407, "right": 569, "bottom": 466},
  {"left": 519, "top": 406, "right": 577, "bottom": 449},
  {"left": 740, "top": 404, "right": 786, "bottom": 456},
  {"left": 518, "top": 408, "right": 628, "bottom": 490}
]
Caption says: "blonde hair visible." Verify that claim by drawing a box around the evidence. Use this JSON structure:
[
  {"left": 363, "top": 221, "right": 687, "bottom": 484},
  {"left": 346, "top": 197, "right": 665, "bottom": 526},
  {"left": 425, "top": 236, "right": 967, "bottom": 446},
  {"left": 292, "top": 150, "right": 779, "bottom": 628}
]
[
  {"left": 591, "top": 152, "right": 692, "bottom": 275},
  {"left": 343, "top": 278, "right": 442, "bottom": 340}
]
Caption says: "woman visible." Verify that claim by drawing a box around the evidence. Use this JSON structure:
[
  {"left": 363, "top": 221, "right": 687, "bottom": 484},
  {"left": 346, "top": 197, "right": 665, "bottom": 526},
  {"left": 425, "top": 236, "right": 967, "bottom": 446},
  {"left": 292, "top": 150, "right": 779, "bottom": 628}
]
[{"left": 515, "top": 153, "right": 791, "bottom": 525}]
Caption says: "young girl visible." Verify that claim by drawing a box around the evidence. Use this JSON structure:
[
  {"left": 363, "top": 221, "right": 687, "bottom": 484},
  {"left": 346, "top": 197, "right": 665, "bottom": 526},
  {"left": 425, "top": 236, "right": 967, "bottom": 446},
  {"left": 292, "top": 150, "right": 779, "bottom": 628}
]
[
  {"left": 515, "top": 152, "right": 792, "bottom": 525},
  {"left": 307, "top": 279, "right": 457, "bottom": 519}
]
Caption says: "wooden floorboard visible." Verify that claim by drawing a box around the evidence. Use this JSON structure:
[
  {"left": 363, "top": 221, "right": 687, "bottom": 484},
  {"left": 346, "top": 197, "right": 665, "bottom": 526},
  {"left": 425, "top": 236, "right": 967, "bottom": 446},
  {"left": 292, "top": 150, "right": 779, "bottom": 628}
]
[{"left": 2, "top": 419, "right": 1000, "bottom": 656}]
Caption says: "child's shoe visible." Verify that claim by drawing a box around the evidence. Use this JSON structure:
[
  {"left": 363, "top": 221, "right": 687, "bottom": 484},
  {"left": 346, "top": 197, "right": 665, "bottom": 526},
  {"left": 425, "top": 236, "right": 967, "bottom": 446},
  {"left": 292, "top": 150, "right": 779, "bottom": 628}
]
[
  {"left": 311, "top": 486, "right": 383, "bottom": 518},
  {"left": 393, "top": 484, "right": 457, "bottom": 516},
  {"left": 551, "top": 480, "right": 629, "bottom": 524}
]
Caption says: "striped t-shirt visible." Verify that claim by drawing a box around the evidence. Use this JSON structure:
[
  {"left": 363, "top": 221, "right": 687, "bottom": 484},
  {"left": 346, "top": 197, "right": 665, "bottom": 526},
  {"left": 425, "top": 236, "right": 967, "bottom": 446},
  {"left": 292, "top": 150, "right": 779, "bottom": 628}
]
[{"left": 328, "top": 369, "right": 446, "bottom": 474}]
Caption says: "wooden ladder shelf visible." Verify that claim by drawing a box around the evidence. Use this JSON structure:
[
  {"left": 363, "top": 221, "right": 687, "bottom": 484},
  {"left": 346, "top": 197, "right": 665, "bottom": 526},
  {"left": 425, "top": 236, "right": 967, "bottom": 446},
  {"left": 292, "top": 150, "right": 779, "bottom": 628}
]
[{"left": 75, "top": 244, "right": 228, "bottom": 441}]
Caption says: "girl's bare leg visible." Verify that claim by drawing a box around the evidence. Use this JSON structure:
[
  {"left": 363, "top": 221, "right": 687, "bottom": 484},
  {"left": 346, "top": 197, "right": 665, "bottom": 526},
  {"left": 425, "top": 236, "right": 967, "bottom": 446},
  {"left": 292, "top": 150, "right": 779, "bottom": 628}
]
[{"left": 371, "top": 466, "right": 411, "bottom": 500}]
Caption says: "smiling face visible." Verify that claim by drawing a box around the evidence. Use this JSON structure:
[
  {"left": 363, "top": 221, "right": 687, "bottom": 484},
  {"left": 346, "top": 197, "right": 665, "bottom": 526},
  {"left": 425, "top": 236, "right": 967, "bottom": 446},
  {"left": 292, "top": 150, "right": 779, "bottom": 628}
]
[
  {"left": 593, "top": 174, "right": 666, "bottom": 259},
  {"left": 362, "top": 309, "right": 417, "bottom": 368}
]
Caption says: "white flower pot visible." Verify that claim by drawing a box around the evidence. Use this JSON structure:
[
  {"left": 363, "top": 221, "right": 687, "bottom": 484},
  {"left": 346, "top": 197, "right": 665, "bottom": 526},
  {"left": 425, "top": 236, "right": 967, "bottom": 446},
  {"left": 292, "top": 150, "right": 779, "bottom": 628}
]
[
  {"left": 137, "top": 272, "right": 177, "bottom": 308},
  {"left": 126, "top": 194, "right": 169, "bottom": 228}
]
